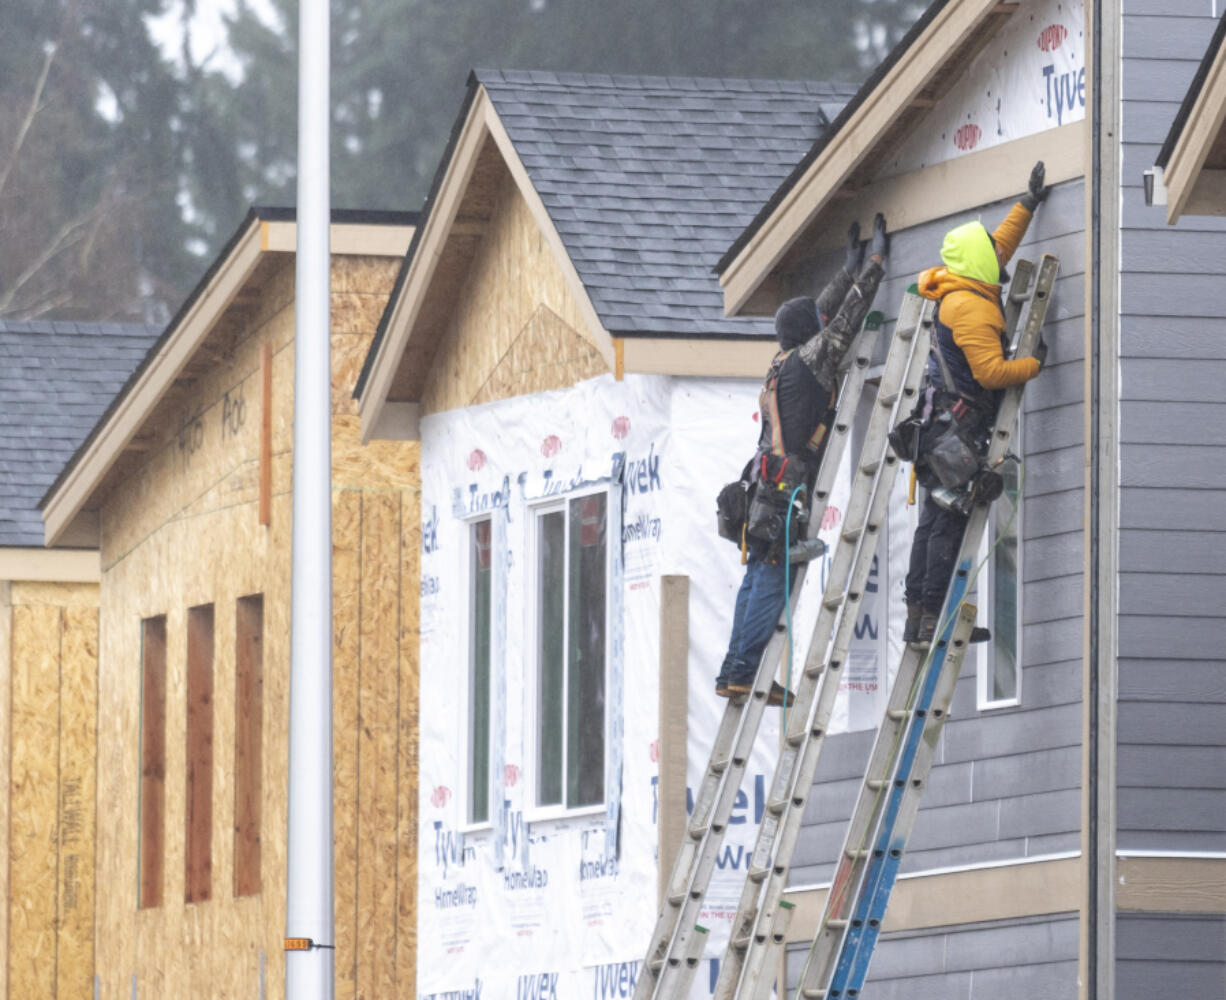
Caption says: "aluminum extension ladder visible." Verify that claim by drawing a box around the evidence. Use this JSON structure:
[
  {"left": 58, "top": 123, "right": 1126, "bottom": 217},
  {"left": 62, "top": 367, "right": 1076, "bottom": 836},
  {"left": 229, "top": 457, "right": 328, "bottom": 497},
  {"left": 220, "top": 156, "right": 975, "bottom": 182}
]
[
  {"left": 710, "top": 287, "right": 935, "bottom": 1000},
  {"left": 787, "top": 253, "right": 1059, "bottom": 1000},
  {"left": 635, "top": 291, "right": 933, "bottom": 1000}
]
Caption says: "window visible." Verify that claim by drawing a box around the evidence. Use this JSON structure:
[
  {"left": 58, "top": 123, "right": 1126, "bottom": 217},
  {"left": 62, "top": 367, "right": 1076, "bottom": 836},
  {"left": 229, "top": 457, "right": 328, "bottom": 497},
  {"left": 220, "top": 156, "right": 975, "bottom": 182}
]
[
  {"left": 973, "top": 460, "right": 1022, "bottom": 709},
  {"left": 533, "top": 492, "right": 608, "bottom": 811},
  {"left": 467, "top": 520, "right": 493, "bottom": 826},
  {"left": 139, "top": 615, "right": 167, "bottom": 909},
  {"left": 185, "top": 603, "right": 215, "bottom": 903},
  {"left": 234, "top": 594, "right": 263, "bottom": 896}
]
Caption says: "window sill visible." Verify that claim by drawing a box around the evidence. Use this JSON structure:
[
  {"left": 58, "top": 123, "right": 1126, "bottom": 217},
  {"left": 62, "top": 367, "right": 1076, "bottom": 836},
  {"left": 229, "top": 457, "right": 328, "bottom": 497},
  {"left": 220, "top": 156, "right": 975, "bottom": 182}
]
[
  {"left": 522, "top": 803, "right": 606, "bottom": 825},
  {"left": 459, "top": 820, "right": 494, "bottom": 836},
  {"left": 978, "top": 696, "right": 1021, "bottom": 712}
]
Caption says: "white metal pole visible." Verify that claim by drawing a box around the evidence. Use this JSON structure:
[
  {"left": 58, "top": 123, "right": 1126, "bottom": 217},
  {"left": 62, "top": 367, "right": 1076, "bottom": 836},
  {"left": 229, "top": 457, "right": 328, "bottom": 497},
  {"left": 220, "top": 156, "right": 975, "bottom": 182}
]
[{"left": 286, "top": 0, "right": 334, "bottom": 993}]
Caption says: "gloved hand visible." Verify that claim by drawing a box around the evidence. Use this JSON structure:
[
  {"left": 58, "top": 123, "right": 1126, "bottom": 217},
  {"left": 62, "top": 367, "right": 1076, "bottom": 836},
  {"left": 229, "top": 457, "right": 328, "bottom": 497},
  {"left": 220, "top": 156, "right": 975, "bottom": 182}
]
[
  {"left": 1021, "top": 160, "right": 1050, "bottom": 211},
  {"left": 1032, "top": 336, "right": 1049, "bottom": 370},
  {"left": 868, "top": 212, "right": 888, "bottom": 262},
  {"left": 843, "top": 220, "right": 863, "bottom": 272}
]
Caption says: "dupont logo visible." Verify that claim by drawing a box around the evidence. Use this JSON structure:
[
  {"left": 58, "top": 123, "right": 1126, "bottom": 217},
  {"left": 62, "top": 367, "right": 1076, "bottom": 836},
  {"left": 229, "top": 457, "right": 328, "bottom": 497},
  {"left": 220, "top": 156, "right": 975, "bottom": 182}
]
[
  {"left": 505, "top": 764, "right": 520, "bottom": 787},
  {"left": 1037, "top": 23, "right": 1068, "bottom": 52},
  {"left": 467, "top": 448, "right": 486, "bottom": 471},
  {"left": 648, "top": 740, "right": 659, "bottom": 763},
  {"left": 430, "top": 785, "right": 452, "bottom": 808},
  {"left": 611, "top": 415, "right": 631, "bottom": 440},
  {"left": 541, "top": 434, "right": 562, "bottom": 458},
  {"left": 821, "top": 505, "right": 842, "bottom": 531},
  {"left": 954, "top": 122, "right": 981, "bottom": 151}
]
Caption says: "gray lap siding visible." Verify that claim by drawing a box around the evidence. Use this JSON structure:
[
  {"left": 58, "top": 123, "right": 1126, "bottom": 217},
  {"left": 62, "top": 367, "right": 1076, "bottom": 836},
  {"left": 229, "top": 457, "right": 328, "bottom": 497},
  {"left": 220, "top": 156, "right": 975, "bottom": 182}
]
[
  {"left": 790, "top": 182, "right": 1086, "bottom": 890},
  {"left": 1119, "top": 0, "right": 1226, "bottom": 854}
]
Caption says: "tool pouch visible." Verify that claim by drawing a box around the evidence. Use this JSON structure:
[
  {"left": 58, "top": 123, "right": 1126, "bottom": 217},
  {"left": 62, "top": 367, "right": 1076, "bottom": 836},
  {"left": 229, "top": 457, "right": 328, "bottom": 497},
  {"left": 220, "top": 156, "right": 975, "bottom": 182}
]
[
  {"left": 746, "top": 452, "right": 808, "bottom": 548},
  {"left": 924, "top": 413, "right": 981, "bottom": 489},
  {"left": 716, "top": 479, "right": 750, "bottom": 544}
]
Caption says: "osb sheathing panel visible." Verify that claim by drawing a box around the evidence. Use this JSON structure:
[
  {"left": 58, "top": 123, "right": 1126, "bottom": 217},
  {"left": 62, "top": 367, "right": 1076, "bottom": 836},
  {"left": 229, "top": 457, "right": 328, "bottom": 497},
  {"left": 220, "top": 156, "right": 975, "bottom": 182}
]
[
  {"left": 93, "top": 254, "right": 418, "bottom": 999},
  {"left": 421, "top": 166, "right": 608, "bottom": 416},
  {"left": 396, "top": 487, "right": 420, "bottom": 990},
  {"left": 0, "top": 584, "right": 9, "bottom": 1000},
  {"left": 7, "top": 582, "right": 99, "bottom": 1000}
]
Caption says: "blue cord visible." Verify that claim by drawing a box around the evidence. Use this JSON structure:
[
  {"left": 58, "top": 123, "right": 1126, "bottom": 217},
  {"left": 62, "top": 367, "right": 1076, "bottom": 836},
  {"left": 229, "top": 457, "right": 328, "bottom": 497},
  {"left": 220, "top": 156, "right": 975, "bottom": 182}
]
[{"left": 783, "top": 484, "right": 807, "bottom": 728}]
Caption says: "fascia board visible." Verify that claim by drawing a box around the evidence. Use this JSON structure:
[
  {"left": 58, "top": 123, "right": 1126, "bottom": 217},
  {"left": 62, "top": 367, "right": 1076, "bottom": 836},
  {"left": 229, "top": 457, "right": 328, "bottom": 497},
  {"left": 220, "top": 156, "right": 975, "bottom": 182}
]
[
  {"left": 0, "top": 547, "right": 100, "bottom": 583},
  {"left": 719, "top": 0, "right": 1017, "bottom": 316},
  {"left": 359, "top": 87, "right": 614, "bottom": 443},
  {"left": 42, "top": 218, "right": 264, "bottom": 546},
  {"left": 357, "top": 88, "right": 497, "bottom": 443},
  {"left": 261, "top": 220, "right": 414, "bottom": 256},
  {"left": 1165, "top": 39, "right": 1226, "bottom": 223}
]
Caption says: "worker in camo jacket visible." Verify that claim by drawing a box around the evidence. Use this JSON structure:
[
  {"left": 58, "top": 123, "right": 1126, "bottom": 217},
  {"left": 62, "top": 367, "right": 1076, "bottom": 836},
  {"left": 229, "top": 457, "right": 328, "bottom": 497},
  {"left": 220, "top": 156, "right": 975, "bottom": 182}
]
[
  {"left": 900, "top": 161, "right": 1051, "bottom": 645},
  {"left": 715, "top": 214, "right": 889, "bottom": 707}
]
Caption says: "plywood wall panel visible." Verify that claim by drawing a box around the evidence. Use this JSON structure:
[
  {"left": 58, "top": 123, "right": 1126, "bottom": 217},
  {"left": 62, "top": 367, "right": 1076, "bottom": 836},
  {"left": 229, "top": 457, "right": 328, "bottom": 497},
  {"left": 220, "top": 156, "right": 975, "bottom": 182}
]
[
  {"left": 421, "top": 167, "right": 605, "bottom": 416},
  {"left": 333, "top": 488, "right": 363, "bottom": 1000},
  {"left": 9, "top": 603, "right": 61, "bottom": 1000},
  {"left": 57, "top": 604, "right": 98, "bottom": 999},
  {"left": 396, "top": 486, "right": 421, "bottom": 994},
  {"left": 0, "top": 584, "right": 10, "bottom": 1000},
  {"left": 357, "top": 490, "right": 402, "bottom": 998}
]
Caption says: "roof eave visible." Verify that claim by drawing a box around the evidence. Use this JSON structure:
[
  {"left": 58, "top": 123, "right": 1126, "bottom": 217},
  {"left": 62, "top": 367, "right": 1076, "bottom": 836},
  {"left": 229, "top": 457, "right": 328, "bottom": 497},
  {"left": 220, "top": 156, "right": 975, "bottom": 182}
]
[
  {"left": 717, "top": 0, "right": 1019, "bottom": 316},
  {"left": 1153, "top": 13, "right": 1226, "bottom": 223}
]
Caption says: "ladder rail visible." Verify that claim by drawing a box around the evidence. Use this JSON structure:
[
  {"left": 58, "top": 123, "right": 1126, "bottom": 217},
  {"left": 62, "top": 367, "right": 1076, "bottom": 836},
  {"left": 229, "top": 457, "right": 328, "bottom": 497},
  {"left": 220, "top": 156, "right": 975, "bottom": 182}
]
[
  {"left": 798, "top": 254, "right": 1060, "bottom": 999},
  {"left": 637, "top": 318, "right": 880, "bottom": 1000},
  {"left": 711, "top": 294, "right": 934, "bottom": 1000}
]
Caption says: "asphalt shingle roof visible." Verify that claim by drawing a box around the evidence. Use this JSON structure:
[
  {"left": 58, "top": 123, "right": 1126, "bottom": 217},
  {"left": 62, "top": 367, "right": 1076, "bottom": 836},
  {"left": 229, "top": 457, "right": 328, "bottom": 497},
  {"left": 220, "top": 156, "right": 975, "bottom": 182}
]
[
  {"left": 0, "top": 319, "right": 162, "bottom": 547},
  {"left": 476, "top": 69, "right": 858, "bottom": 338}
]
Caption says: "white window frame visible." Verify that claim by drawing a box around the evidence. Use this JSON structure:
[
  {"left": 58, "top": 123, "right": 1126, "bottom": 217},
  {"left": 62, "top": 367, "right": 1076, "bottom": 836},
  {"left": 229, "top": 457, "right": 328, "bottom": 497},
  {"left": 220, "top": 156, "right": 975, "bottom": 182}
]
[
  {"left": 972, "top": 455, "right": 1023, "bottom": 711},
  {"left": 459, "top": 514, "right": 495, "bottom": 833},
  {"left": 523, "top": 486, "right": 612, "bottom": 823}
]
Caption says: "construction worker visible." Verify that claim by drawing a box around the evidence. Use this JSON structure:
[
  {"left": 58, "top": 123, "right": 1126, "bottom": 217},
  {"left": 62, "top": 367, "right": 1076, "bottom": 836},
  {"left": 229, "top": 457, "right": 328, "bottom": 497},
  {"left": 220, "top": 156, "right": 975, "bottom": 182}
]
[
  {"left": 901, "top": 161, "right": 1051, "bottom": 645},
  {"left": 716, "top": 214, "right": 889, "bottom": 705}
]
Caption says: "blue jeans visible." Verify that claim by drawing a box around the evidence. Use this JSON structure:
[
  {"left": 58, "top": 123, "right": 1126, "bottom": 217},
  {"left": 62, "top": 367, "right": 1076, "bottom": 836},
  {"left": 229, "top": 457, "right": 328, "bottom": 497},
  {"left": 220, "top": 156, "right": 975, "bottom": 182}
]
[{"left": 716, "top": 551, "right": 788, "bottom": 688}]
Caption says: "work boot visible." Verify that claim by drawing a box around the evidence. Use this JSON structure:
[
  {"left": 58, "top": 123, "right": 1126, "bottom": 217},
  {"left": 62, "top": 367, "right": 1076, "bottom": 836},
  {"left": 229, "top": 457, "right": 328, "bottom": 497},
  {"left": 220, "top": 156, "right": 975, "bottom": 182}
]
[
  {"left": 902, "top": 602, "right": 924, "bottom": 643},
  {"left": 913, "top": 612, "right": 991, "bottom": 646},
  {"left": 767, "top": 680, "right": 795, "bottom": 708},
  {"left": 788, "top": 537, "right": 826, "bottom": 564}
]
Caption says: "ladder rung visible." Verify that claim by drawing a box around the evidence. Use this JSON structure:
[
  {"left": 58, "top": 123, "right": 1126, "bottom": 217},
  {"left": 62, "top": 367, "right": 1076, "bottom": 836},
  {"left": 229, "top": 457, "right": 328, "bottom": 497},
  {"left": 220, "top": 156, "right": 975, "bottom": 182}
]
[
  {"left": 877, "top": 389, "right": 900, "bottom": 406},
  {"left": 732, "top": 933, "right": 751, "bottom": 953},
  {"left": 800, "top": 989, "right": 827, "bottom": 999},
  {"left": 649, "top": 956, "right": 664, "bottom": 975},
  {"left": 747, "top": 865, "right": 769, "bottom": 884},
  {"left": 826, "top": 918, "right": 849, "bottom": 930},
  {"left": 841, "top": 527, "right": 862, "bottom": 544},
  {"left": 866, "top": 777, "right": 887, "bottom": 791},
  {"left": 844, "top": 847, "right": 870, "bottom": 860},
  {"left": 886, "top": 708, "right": 909, "bottom": 722},
  {"left": 859, "top": 459, "right": 881, "bottom": 476}
]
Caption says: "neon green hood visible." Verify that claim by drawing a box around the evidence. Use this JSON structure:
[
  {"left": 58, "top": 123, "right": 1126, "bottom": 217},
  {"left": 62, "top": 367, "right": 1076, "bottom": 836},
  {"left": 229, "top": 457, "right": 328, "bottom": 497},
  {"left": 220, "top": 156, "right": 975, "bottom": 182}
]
[{"left": 940, "top": 220, "right": 999, "bottom": 285}]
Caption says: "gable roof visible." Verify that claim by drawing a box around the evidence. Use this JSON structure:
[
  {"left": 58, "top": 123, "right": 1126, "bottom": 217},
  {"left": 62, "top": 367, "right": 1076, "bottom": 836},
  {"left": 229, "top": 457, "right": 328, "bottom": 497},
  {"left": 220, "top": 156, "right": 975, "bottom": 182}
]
[
  {"left": 0, "top": 319, "right": 160, "bottom": 547},
  {"left": 1152, "top": 10, "right": 1226, "bottom": 221},
  {"left": 354, "top": 70, "right": 857, "bottom": 426},
  {"left": 714, "top": 0, "right": 1028, "bottom": 314},
  {"left": 481, "top": 69, "right": 856, "bottom": 337},
  {"left": 40, "top": 206, "right": 415, "bottom": 546}
]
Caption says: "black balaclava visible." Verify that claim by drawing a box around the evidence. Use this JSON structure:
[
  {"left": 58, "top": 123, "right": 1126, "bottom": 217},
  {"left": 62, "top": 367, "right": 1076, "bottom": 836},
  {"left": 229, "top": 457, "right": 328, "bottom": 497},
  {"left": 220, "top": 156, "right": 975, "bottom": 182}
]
[{"left": 774, "top": 296, "right": 819, "bottom": 350}]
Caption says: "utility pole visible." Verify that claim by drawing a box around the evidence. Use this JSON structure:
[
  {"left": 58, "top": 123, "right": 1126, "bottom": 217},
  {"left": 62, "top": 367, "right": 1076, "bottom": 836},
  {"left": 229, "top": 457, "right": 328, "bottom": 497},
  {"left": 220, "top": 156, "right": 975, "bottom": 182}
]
[{"left": 285, "top": 0, "right": 334, "bottom": 994}]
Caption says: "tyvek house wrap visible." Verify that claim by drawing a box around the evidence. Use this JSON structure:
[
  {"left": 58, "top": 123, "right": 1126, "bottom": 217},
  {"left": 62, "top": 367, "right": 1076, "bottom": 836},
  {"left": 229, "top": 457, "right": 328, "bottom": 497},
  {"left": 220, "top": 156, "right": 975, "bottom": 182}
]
[{"left": 415, "top": 373, "right": 908, "bottom": 999}]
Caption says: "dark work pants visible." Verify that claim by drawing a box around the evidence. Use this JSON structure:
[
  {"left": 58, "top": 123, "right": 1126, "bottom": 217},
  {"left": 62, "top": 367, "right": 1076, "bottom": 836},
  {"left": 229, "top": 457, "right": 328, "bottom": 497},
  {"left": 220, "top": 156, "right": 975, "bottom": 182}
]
[
  {"left": 904, "top": 491, "right": 968, "bottom": 615},
  {"left": 717, "top": 548, "right": 788, "bottom": 688}
]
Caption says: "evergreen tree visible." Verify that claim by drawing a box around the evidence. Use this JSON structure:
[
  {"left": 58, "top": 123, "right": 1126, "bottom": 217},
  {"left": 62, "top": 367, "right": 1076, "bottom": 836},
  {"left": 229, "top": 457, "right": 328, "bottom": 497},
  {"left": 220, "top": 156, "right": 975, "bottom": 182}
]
[{"left": 0, "top": 0, "right": 197, "bottom": 321}]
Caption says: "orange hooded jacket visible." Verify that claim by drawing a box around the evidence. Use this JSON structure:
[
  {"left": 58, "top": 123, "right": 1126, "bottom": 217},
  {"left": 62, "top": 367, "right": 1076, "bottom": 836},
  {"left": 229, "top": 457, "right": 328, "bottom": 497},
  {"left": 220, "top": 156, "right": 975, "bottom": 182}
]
[{"left": 916, "top": 202, "right": 1040, "bottom": 390}]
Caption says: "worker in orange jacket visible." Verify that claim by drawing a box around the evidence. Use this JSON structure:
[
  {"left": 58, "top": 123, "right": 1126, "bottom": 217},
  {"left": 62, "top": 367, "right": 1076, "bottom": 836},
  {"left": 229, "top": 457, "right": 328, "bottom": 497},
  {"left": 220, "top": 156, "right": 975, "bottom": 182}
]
[{"left": 902, "top": 162, "right": 1050, "bottom": 644}]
